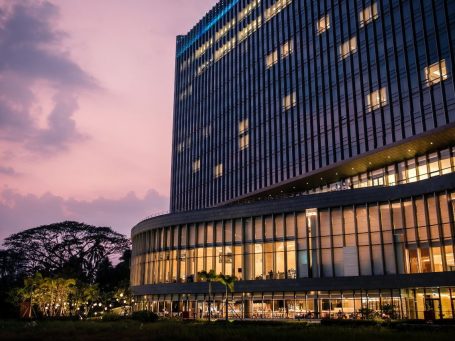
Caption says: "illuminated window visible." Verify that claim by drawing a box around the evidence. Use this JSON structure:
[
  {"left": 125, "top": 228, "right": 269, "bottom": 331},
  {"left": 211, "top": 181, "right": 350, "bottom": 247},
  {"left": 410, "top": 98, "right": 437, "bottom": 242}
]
[
  {"left": 214, "top": 37, "right": 236, "bottom": 61},
  {"left": 177, "top": 142, "right": 185, "bottom": 153},
  {"left": 359, "top": 2, "right": 378, "bottom": 27},
  {"left": 317, "top": 14, "right": 330, "bottom": 34},
  {"left": 239, "top": 134, "right": 249, "bottom": 150},
  {"left": 214, "top": 163, "right": 223, "bottom": 178},
  {"left": 192, "top": 159, "right": 200, "bottom": 173},
  {"left": 197, "top": 60, "right": 211, "bottom": 76},
  {"left": 179, "top": 84, "right": 192, "bottom": 101},
  {"left": 339, "top": 37, "right": 357, "bottom": 59},
  {"left": 238, "top": 16, "right": 262, "bottom": 42},
  {"left": 238, "top": 119, "right": 249, "bottom": 150},
  {"left": 215, "top": 19, "right": 236, "bottom": 42},
  {"left": 266, "top": 50, "right": 278, "bottom": 68},
  {"left": 180, "top": 58, "right": 191, "bottom": 71},
  {"left": 282, "top": 91, "right": 297, "bottom": 111},
  {"left": 366, "top": 87, "right": 387, "bottom": 111},
  {"left": 264, "top": 0, "right": 293, "bottom": 22},
  {"left": 425, "top": 59, "right": 448, "bottom": 86},
  {"left": 238, "top": 119, "right": 249, "bottom": 134},
  {"left": 281, "top": 39, "right": 293, "bottom": 58},
  {"left": 238, "top": 0, "right": 260, "bottom": 22},
  {"left": 194, "top": 38, "right": 213, "bottom": 59}
]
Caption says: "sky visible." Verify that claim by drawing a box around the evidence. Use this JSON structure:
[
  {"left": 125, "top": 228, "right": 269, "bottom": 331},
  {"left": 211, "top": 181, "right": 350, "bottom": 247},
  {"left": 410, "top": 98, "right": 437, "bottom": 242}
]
[{"left": 0, "top": 0, "right": 217, "bottom": 242}]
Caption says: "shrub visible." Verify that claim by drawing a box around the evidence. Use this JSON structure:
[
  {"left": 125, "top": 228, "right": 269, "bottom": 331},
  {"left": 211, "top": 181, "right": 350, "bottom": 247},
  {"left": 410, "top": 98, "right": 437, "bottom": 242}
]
[
  {"left": 358, "top": 307, "right": 376, "bottom": 320},
  {"left": 102, "top": 313, "right": 124, "bottom": 322},
  {"left": 320, "top": 319, "right": 380, "bottom": 327},
  {"left": 131, "top": 311, "right": 159, "bottom": 323}
]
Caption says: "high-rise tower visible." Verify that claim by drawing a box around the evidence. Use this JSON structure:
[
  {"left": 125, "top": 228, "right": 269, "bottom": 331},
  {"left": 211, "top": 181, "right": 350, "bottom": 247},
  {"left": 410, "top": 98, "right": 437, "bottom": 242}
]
[{"left": 132, "top": 0, "right": 455, "bottom": 320}]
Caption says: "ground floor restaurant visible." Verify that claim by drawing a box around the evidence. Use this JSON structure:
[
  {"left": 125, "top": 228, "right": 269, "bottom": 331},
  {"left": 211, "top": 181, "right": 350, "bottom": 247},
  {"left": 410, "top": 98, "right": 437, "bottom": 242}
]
[{"left": 133, "top": 287, "right": 455, "bottom": 320}]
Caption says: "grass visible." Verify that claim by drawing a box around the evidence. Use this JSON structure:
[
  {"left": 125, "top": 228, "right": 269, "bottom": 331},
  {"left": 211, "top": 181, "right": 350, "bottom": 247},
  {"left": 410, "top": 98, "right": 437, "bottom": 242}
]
[{"left": 0, "top": 319, "right": 454, "bottom": 341}]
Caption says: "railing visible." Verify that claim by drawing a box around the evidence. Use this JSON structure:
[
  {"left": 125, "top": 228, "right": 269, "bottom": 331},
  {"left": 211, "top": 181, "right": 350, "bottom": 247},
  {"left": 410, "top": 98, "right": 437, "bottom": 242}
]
[
  {"left": 137, "top": 210, "right": 171, "bottom": 225},
  {"left": 136, "top": 165, "right": 454, "bottom": 222}
]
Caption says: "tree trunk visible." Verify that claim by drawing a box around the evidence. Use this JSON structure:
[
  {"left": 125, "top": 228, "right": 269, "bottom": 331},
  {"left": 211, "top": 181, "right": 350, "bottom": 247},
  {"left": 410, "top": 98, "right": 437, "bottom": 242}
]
[
  {"left": 225, "top": 287, "right": 228, "bottom": 322},
  {"left": 208, "top": 281, "right": 211, "bottom": 322}
]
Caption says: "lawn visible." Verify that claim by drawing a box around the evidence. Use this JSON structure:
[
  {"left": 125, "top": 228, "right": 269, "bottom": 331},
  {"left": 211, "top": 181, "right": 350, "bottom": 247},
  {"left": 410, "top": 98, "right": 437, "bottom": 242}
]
[{"left": 0, "top": 319, "right": 454, "bottom": 341}]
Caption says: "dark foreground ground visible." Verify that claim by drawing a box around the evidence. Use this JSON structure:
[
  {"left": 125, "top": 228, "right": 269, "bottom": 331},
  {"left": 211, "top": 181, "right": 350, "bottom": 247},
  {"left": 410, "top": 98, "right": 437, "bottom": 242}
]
[{"left": 0, "top": 319, "right": 454, "bottom": 341}]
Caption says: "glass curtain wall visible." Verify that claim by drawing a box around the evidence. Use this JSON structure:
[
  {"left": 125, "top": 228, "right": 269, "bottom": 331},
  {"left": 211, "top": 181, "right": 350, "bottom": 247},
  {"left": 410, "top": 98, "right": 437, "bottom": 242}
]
[{"left": 132, "top": 191, "right": 455, "bottom": 286}]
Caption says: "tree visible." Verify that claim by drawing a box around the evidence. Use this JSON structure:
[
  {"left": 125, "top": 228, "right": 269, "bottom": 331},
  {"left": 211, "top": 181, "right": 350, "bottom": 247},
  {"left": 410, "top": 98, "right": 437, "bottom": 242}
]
[
  {"left": 74, "top": 283, "right": 101, "bottom": 318},
  {"left": 15, "top": 273, "right": 76, "bottom": 318},
  {"left": 3, "top": 221, "right": 130, "bottom": 282},
  {"left": 113, "top": 249, "right": 131, "bottom": 289},
  {"left": 0, "top": 249, "right": 25, "bottom": 281},
  {"left": 95, "top": 257, "right": 115, "bottom": 292},
  {"left": 217, "top": 274, "right": 236, "bottom": 321},
  {"left": 15, "top": 272, "right": 43, "bottom": 318},
  {"left": 197, "top": 270, "right": 218, "bottom": 321},
  {"left": 96, "top": 249, "right": 131, "bottom": 292},
  {"left": 0, "top": 249, "right": 26, "bottom": 318}
]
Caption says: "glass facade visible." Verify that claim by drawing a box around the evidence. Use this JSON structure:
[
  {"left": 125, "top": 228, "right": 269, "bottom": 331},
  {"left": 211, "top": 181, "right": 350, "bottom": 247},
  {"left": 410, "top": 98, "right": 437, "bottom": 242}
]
[
  {"left": 170, "top": 0, "right": 455, "bottom": 212},
  {"left": 132, "top": 188, "right": 455, "bottom": 286},
  {"left": 131, "top": 0, "right": 455, "bottom": 321},
  {"left": 239, "top": 146, "right": 455, "bottom": 201},
  {"left": 132, "top": 288, "right": 455, "bottom": 320}
]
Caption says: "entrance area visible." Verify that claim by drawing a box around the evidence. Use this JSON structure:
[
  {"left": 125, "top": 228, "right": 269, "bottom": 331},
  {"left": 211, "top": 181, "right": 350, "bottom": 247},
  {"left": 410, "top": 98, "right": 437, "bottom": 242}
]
[{"left": 134, "top": 287, "right": 455, "bottom": 320}]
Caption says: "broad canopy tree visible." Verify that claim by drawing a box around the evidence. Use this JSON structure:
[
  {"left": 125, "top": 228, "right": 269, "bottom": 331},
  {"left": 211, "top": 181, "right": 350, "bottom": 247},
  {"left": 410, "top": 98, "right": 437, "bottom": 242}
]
[{"left": 3, "top": 221, "right": 130, "bottom": 283}]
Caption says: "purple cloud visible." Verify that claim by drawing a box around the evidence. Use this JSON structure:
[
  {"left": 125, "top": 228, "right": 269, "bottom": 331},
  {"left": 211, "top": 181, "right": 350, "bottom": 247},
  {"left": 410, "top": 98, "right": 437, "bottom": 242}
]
[
  {"left": 0, "top": 166, "right": 17, "bottom": 175},
  {"left": 0, "top": 0, "right": 96, "bottom": 154},
  {"left": 0, "top": 187, "right": 169, "bottom": 243}
]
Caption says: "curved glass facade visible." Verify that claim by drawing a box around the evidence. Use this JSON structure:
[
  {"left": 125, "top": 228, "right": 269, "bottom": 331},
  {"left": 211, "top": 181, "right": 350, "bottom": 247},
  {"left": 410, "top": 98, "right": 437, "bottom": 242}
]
[
  {"left": 132, "top": 189, "right": 455, "bottom": 286},
  {"left": 132, "top": 288, "right": 455, "bottom": 320}
]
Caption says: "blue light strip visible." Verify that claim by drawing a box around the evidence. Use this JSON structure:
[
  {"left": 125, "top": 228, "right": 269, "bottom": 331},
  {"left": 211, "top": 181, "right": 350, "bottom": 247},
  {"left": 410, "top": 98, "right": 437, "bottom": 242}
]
[{"left": 177, "top": 0, "right": 240, "bottom": 58}]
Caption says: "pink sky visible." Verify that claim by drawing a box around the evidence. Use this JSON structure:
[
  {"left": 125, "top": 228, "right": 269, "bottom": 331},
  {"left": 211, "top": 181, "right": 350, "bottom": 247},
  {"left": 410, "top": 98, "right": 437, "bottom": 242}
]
[{"left": 0, "top": 0, "right": 217, "bottom": 241}]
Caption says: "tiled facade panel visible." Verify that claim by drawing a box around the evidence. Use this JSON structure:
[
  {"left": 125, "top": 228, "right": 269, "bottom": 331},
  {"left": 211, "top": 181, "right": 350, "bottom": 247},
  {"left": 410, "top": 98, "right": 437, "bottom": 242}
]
[{"left": 170, "top": 0, "right": 455, "bottom": 212}]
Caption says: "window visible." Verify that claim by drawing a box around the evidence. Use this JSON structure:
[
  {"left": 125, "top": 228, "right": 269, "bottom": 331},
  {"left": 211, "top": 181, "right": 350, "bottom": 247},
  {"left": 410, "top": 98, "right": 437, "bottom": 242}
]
[
  {"left": 339, "top": 37, "right": 357, "bottom": 59},
  {"left": 264, "top": 0, "right": 293, "bottom": 22},
  {"left": 282, "top": 91, "right": 297, "bottom": 110},
  {"left": 179, "top": 57, "right": 192, "bottom": 72},
  {"left": 179, "top": 84, "right": 192, "bottom": 101},
  {"left": 194, "top": 38, "right": 213, "bottom": 59},
  {"left": 238, "top": 118, "right": 249, "bottom": 150},
  {"left": 214, "top": 37, "right": 236, "bottom": 61},
  {"left": 280, "top": 39, "right": 293, "bottom": 58},
  {"left": 214, "top": 163, "right": 223, "bottom": 178},
  {"left": 317, "top": 14, "right": 330, "bottom": 34},
  {"left": 359, "top": 2, "right": 378, "bottom": 27},
  {"left": 197, "top": 60, "right": 211, "bottom": 76},
  {"left": 266, "top": 50, "right": 278, "bottom": 68},
  {"left": 215, "top": 18, "right": 236, "bottom": 42},
  {"left": 192, "top": 159, "right": 201, "bottom": 173},
  {"left": 425, "top": 59, "right": 448, "bottom": 86},
  {"left": 237, "top": 16, "right": 262, "bottom": 43},
  {"left": 239, "top": 134, "right": 249, "bottom": 150},
  {"left": 371, "top": 169, "right": 384, "bottom": 186},
  {"left": 238, "top": 0, "right": 260, "bottom": 22},
  {"left": 202, "top": 124, "right": 211, "bottom": 138},
  {"left": 366, "top": 87, "right": 387, "bottom": 111},
  {"left": 238, "top": 119, "right": 249, "bottom": 134}
]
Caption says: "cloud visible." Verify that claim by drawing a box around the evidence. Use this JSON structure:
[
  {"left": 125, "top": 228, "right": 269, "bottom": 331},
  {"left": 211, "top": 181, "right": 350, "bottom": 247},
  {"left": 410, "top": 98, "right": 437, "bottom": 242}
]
[
  {"left": 0, "top": 187, "right": 169, "bottom": 243},
  {"left": 0, "top": 0, "right": 96, "bottom": 155},
  {"left": 0, "top": 165, "right": 17, "bottom": 175}
]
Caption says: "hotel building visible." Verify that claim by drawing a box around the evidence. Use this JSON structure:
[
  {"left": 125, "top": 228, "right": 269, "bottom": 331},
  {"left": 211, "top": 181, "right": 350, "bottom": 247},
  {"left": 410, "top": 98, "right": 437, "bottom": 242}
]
[{"left": 131, "top": 0, "right": 455, "bottom": 319}]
